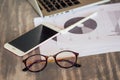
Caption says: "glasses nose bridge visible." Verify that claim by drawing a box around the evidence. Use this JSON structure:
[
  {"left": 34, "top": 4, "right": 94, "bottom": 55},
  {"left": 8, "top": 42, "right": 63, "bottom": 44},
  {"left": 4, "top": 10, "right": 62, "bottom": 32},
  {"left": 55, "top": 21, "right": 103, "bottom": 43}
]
[{"left": 47, "top": 55, "right": 56, "bottom": 62}]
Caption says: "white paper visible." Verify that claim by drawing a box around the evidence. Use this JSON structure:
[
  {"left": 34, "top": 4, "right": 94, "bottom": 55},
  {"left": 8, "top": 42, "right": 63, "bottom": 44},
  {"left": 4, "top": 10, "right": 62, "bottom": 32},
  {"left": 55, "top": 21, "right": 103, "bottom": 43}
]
[{"left": 34, "top": 3, "right": 120, "bottom": 57}]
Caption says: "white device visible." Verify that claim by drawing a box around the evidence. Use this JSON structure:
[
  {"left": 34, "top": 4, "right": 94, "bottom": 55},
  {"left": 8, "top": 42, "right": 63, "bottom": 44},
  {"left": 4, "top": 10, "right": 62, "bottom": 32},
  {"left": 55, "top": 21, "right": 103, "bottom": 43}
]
[{"left": 4, "top": 23, "right": 61, "bottom": 56}]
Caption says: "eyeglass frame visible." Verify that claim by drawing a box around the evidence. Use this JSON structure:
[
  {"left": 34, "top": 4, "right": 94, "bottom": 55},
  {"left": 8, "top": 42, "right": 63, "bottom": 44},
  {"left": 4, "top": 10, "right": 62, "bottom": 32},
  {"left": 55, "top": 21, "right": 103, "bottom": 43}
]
[{"left": 22, "top": 50, "right": 81, "bottom": 72}]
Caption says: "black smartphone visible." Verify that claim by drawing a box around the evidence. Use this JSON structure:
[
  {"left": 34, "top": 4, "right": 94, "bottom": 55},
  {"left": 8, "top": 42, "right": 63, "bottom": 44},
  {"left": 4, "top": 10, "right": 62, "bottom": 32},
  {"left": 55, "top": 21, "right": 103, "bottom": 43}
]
[{"left": 4, "top": 23, "right": 60, "bottom": 56}]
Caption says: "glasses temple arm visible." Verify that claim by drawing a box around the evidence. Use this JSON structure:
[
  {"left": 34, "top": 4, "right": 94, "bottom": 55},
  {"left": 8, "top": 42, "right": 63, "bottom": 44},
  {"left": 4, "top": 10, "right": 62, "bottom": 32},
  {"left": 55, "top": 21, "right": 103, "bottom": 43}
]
[{"left": 22, "top": 67, "right": 28, "bottom": 71}]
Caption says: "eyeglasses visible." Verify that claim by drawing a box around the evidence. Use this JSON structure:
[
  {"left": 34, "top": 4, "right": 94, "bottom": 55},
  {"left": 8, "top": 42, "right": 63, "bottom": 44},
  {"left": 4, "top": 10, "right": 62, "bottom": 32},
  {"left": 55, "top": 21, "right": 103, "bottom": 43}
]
[{"left": 22, "top": 50, "right": 81, "bottom": 72}]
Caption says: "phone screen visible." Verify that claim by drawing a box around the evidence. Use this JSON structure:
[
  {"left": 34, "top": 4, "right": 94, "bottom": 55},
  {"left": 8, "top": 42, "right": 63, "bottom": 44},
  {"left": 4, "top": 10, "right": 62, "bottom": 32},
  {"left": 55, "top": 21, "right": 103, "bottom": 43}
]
[{"left": 9, "top": 24, "right": 58, "bottom": 52}]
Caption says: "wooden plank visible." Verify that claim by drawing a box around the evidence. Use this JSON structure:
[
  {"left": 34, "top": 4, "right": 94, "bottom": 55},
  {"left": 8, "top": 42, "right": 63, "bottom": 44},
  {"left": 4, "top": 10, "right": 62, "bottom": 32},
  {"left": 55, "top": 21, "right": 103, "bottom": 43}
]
[{"left": 0, "top": 0, "right": 120, "bottom": 80}]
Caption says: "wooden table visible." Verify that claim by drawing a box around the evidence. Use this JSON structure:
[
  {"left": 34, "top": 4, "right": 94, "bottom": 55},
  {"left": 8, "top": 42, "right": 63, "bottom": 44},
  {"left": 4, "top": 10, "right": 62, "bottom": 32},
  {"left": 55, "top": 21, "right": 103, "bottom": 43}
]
[{"left": 0, "top": 0, "right": 120, "bottom": 80}]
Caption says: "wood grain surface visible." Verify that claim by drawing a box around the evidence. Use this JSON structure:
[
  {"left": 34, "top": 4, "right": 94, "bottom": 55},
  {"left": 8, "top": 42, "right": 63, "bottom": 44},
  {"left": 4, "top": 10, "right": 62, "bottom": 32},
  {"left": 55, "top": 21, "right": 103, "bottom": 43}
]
[{"left": 0, "top": 0, "right": 120, "bottom": 80}]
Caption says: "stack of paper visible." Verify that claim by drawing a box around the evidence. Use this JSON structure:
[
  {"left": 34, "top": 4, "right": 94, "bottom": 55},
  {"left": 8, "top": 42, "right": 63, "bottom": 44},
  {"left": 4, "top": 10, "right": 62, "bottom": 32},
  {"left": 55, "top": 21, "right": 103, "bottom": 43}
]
[{"left": 34, "top": 3, "right": 120, "bottom": 57}]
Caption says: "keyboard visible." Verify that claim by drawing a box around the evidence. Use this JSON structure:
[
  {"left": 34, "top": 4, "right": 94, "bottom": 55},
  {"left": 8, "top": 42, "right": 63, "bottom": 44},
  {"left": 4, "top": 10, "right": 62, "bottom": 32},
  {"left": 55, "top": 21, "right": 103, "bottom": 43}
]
[{"left": 38, "top": 0, "right": 81, "bottom": 12}]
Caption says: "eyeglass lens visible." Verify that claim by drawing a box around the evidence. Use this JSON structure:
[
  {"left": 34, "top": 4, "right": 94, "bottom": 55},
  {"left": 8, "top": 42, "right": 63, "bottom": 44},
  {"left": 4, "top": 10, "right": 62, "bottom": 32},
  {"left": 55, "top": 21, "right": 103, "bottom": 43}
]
[
  {"left": 25, "top": 55, "right": 47, "bottom": 72},
  {"left": 55, "top": 51, "right": 77, "bottom": 68}
]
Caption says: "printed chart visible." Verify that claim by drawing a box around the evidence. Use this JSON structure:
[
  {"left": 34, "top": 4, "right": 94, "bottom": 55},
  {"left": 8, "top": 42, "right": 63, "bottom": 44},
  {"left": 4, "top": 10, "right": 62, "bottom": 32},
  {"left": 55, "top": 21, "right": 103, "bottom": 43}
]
[{"left": 64, "top": 17, "right": 97, "bottom": 34}]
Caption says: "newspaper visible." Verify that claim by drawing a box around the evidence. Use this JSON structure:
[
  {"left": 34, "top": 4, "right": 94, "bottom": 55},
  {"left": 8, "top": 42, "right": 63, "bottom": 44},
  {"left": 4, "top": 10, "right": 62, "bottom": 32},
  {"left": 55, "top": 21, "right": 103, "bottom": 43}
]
[{"left": 34, "top": 3, "right": 120, "bottom": 57}]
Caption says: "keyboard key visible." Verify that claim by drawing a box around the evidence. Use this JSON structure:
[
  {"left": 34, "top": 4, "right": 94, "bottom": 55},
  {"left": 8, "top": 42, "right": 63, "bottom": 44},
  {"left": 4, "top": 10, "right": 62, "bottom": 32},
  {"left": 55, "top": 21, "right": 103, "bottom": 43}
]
[
  {"left": 38, "top": 0, "right": 48, "bottom": 11},
  {"left": 44, "top": 1, "right": 51, "bottom": 5},
  {"left": 49, "top": 6, "right": 56, "bottom": 11},
  {"left": 46, "top": 8, "right": 51, "bottom": 12},
  {"left": 60, "top": 1, "right": 68, "bottom": 8},
  {"left": 73, "top": 1, "right": 80, "bottom": 4},
  {"left": 54, "top": 3, "right": 62, "bottom": 9},
  {"left": 50, "top": 0, "right": 55, "bottom": 2},
  {"left": 64, "top": 0, "right": 73, "bottom": 6}
]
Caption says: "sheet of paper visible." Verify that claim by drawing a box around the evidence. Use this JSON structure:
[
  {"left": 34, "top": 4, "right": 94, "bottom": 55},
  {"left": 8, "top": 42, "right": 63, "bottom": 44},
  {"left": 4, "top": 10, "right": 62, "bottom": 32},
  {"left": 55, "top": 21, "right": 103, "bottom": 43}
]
[{"left": 34, "top": 3, "right": 120, "bottom": 57}]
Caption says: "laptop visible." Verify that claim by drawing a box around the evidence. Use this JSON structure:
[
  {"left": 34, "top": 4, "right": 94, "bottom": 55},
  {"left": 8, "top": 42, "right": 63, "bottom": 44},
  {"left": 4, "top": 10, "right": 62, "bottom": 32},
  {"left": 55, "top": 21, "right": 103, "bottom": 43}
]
[{"left": 28, "top": 0, "right": 110, "bottom": 17}]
